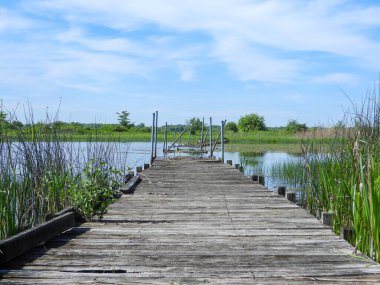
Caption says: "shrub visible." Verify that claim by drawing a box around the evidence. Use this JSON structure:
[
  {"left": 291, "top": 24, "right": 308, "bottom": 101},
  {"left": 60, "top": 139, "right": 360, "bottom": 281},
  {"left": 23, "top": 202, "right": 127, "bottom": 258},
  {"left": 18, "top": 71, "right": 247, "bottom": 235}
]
[
  {"left": 225, "top": 122, "right": 238, "bottom": 133},
  {"left": 286, "top": 119, "right": 307, "bottom": 133},
  {"left": 238, "top": 113, "right": 267, "bottom": 132}
]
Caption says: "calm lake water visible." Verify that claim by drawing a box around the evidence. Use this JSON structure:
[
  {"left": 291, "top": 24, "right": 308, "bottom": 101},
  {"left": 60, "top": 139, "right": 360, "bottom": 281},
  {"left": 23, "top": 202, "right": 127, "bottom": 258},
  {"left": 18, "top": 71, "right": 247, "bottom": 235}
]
[{"left": 126, "top": 142, "right": 302, "bottom": 190}]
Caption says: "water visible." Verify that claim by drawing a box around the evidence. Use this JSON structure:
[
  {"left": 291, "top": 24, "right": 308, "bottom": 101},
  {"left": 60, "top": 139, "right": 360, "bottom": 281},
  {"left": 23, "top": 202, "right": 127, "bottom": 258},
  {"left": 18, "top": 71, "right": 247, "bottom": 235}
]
[
  {"left": 125, "top": 142, "right": 302, "bottom": 190},
  {"left": 4, "top": 141, "right": 300, "bottom": 191}
]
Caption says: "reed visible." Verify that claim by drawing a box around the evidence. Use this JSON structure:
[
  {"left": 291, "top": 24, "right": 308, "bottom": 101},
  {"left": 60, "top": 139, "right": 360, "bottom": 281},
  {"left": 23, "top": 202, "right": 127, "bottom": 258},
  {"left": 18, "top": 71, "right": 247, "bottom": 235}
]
[
  {"left": 271, "top": 83, "right": 380, "bottom": 262},
  {"left": 270, "top": 159, "right": 306, "bottom": 191},
  {"left": 0, "top": 107, "right": 129, "bottom": 240}
]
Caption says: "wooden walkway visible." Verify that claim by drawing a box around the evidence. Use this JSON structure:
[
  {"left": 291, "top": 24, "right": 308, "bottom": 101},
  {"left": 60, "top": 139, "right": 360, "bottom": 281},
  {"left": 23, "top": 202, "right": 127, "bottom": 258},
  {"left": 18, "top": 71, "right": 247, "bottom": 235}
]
[{"left": 1, "top": 158, "right": 380, "bottom": 284}]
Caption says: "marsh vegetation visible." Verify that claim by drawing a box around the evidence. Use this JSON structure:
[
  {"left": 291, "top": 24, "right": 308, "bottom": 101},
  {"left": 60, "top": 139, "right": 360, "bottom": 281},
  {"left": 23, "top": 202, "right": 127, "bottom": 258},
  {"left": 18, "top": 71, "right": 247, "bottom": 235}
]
[
  {"left": 0, "top": 108, "right": 129, "bottom": 240},
  {"left": 267, "top": 88, "right": 380, "bottom": 262}
]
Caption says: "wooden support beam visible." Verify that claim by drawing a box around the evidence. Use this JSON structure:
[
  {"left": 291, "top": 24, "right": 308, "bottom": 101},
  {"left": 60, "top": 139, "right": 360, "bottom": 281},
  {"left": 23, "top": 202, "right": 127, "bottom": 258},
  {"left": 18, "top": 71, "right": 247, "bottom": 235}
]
[
  {"left": 0, "top": 212, "right": 75, "bottom": 264},
  {"left": 119, "top": 175, "right": 141, "bottom": 194}
]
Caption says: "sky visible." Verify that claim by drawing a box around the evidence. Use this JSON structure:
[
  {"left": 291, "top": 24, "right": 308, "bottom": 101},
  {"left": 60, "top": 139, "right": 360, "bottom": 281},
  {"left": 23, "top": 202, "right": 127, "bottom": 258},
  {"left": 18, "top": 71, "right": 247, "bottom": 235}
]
[{"left": 1, "top": 0, "right": 380, "bottom": 127}]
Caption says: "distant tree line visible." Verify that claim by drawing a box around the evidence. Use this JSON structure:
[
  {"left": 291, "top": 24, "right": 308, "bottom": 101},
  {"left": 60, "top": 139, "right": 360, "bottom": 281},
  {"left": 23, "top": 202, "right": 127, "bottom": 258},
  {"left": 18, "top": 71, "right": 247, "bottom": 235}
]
[{"left": 0, "top": 109, "right": 309, "bottom": 135}]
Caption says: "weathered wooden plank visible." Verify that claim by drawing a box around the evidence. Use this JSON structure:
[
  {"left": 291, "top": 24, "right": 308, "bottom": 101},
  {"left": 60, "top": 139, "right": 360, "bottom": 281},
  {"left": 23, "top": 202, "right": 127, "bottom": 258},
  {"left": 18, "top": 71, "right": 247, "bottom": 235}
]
[{"left": 1, "top": 158, "right": 380, "bottom": 284}]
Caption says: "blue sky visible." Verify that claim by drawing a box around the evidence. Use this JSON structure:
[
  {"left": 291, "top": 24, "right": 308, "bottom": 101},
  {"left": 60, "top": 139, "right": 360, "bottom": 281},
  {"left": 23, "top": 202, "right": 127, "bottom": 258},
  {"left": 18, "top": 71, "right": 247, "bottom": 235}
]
[{"left": 1, "top": 0, "right": 380, "bottom": 127}]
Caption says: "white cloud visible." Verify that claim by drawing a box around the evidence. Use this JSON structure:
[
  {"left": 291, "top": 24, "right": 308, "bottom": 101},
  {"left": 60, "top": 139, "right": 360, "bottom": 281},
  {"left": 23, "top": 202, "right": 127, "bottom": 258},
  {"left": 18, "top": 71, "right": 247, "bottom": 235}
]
[
  {"left": 56, "top": 28, "right": 143, "bottom": 54},
  {"left": 312, "top": 73, "right": 360, "bottom": 85},
  {"left": 0, "top": 7, "right": 33, "bottom": 31},
  {"left": 23, "top": 0, "right": 380, "bottom": 83}
]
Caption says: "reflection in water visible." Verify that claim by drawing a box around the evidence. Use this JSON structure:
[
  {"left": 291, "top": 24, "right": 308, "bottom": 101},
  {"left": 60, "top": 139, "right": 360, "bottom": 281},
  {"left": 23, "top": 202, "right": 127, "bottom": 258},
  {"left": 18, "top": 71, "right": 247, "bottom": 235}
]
[{"left": 126, "top": 142, "right": 303, "bottom": 190}]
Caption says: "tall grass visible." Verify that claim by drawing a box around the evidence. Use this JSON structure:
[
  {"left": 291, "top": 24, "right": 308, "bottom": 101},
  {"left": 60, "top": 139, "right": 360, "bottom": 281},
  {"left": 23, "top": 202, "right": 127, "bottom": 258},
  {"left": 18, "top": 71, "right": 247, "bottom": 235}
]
[
  {"left": 271, "top": 159, "right": 307, "bottom": 193},
  {"left": 271, "top": 84, "right": 380, "bottom": 262},
  {"left": 0, "top": 107, "right": 129, "bottom": 239}
]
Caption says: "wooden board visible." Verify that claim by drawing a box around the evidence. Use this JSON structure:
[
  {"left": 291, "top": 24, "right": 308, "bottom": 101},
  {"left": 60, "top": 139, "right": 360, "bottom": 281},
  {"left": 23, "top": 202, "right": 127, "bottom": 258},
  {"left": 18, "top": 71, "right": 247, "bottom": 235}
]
[{"left": 1, "top": 157, "right": 380, "bottom": 284}]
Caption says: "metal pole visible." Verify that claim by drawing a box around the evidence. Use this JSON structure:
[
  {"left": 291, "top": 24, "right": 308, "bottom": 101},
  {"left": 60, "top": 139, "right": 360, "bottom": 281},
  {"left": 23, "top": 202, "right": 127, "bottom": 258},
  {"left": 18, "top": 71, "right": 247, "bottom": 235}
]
[
  {"left": 209, "top": 117, "right": 213, "bottom": 158},
  {"left": 200, "top": 117, "right": 204, "bottom": 147},
  {"left": 221, "top": 120, "right": 225, "bottom": 163},
  {"left": 150, "top": 112, "right": 155, "bottom": 164},
  {"left": 154, "top": 111, "right": 158, "bottom": 158},
  {"left": 164, "top": 128, "right": 188, "bottom": 154},
  {"left": 164, "top": 122, "right": 168, "bottom": 152}
]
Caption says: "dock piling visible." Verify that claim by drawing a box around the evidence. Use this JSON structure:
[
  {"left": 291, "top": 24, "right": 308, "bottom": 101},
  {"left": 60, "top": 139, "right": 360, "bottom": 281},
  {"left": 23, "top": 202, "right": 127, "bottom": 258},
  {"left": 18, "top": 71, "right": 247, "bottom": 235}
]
[
  {"left": 278, "top": 186, "right": 286, "bottom": 196},
  {"left": 154, "top": 111, "right": 158, "bottom": 158},
  {"left": 209, "top": 117, "right": 213, "bottom": 157},
  {"left": 150, "top": 112, "right": 156, "bottom": 164},
  {"left": 221, "top": 120, "right": 225, "bottom": 163}
]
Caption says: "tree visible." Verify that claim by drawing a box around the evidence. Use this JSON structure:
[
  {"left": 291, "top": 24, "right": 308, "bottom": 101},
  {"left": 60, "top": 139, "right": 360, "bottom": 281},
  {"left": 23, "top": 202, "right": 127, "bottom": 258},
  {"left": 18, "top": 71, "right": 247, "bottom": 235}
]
[
  {"left": 117, "top": 111, "right": 134, "bottom": 129},
  {"left": 238, "top": 113, "right": 266, "bottom": 132},
  {"left": 9, "top": 120, "right": 23, "bottom": 130},
  {"left": 286, "top": 119, "right": 307, "bottom": 133},
  {"left": 0, "top": 111, "right": 9, "bottom": 129},
  {"left": 225, "top": 122, "right": 238, "bottom": 133},
  {"left": 187, "top": 117, "right": 202, "bottom": 134}
]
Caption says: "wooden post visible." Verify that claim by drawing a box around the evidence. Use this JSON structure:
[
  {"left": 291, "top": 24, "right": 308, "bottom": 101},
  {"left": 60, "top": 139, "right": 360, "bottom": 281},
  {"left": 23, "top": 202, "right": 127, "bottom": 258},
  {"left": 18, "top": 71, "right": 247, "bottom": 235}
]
[
  {"left": 278, "top": 186, "right": 286, "bottom": 196},
  {"left": 286, "top": 192, "right": 296, "bottom": 203},
  {"left": 136, "top": 166, "right": 143, "bottom": 173},
  {"left": 322, "top": 212, "right": 333, "bottom": 226},
  {"left": 144, "top": 163, "right": 150, "bottom": 170},
  {"left": 340, "top": 226, "right": 354, "bottom": 242},
  {"left": 226, "top": 160, "right": 232, "bottom": 165},
  {"left": 234, "top": 163, "right": 240, "bottom": 169}
]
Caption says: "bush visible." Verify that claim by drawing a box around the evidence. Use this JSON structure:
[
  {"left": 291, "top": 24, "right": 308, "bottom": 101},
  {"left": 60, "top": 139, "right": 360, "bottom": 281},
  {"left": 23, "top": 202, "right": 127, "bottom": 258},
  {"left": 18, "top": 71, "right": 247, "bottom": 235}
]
[
  {"left": 69, "top": 160, "right": 122, "bottom": 221},
  {"left": 238, "top": 113, "right": 267, "bottom": 132},
  {"left": 225, "top": 122, "right": 238, "bottom": 133},
  {"left": 286, "top": 120, "right": 307, "bottom": 133}
]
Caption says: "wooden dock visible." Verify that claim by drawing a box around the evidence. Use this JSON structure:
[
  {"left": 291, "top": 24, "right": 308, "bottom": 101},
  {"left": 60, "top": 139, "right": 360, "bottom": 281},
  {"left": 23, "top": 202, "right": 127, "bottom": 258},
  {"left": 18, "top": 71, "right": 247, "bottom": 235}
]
[{"left": 1, "top": 158, "right": 380, "bottom": 284}]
